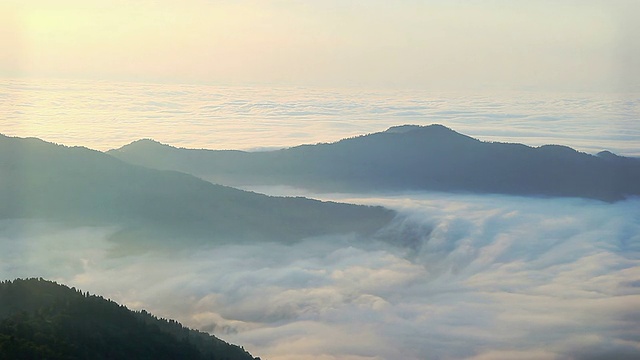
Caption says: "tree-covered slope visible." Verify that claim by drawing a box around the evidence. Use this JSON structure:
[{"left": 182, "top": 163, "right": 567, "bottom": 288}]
[
  {"left": 109, "top": 124, "right": 640, "bottom": 201},
  {"left": 0, "top": 278, "right": 260, "bottom": 360},
  {"left": 0, "top": 134, "right": 394, "bottom": 244}
]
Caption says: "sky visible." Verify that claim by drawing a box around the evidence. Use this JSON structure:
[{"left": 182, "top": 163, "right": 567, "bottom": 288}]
[{"left": 1, "top": 0, "right": 639, "bottom": 92}]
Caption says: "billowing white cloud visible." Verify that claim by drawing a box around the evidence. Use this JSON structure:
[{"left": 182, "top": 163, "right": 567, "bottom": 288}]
[{"left": 1, "top": 192, "right": 638, "bottom": 359}]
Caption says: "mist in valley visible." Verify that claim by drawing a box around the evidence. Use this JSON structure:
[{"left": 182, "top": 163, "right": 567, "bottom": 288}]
[{"left": 2, "top": 191, "right": 638, "bottom": 360}]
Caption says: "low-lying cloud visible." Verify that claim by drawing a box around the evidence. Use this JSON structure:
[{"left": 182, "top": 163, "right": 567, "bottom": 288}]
[
  {"left": 1, "top": 192, "right": 639, "bottom": 360},
  {"left": 2, "top": 79, "right": 638, "bottom": 156}
]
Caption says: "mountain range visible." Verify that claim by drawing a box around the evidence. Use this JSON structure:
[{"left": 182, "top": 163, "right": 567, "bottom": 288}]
[
  {"left": 0, "top": 278, "right": 260, "bottom": 359},
  {"left": 109, "top": 124, "right": 640, "bottom": 202},
  {"left": 0, "top": 133, "right": 394, "bottom": 245}
]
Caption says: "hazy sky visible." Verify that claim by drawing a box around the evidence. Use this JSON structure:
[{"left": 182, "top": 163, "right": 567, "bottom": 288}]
[{"left": 1, "top": 0, "right": 638, "bottom": 92}]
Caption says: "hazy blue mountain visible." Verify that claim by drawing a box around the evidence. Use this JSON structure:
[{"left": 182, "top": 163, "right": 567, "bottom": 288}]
[
  {"left": 109, "top": 124, "right": 640, "bottom": 202},
  {"left": 0, "top": 278, "right": 260, "bottom": 360},
  {"left": 0, "top": 134, "right": 394, "bottom": 244}
]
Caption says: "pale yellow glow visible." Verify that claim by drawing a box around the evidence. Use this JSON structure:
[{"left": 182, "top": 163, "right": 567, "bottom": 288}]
[{"left": 0, "top": 1, "right": 636, "bottom": 91}]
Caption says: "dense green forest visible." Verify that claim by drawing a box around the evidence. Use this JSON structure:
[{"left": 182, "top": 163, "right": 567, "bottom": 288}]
[{"left": 0, "top": 278, "right": 260, "bottom": 359}]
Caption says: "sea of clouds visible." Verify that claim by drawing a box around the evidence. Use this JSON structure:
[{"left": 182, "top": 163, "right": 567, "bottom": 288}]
[
  {"left": 1, "top": 78, "right": 638, "bottom": 156},
  {"left": 1, "top": 78, "right": 639, "bottom": 359},
  {"left": 1, "top": 192, "right": 639, "bottom": 360}
]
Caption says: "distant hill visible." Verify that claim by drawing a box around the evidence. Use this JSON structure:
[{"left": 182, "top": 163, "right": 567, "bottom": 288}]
[
  {"left": 109, "top": 124, "right": 640, "bottom": 202},
  {"left": 0, "top": 134, "right": 394, "bottom": 244},
  {"left": 0, "top": 278, "right": 260, "bottom": 360}
]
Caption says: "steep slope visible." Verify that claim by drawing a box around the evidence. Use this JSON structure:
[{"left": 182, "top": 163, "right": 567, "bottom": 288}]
[
  {"left": 0, "top": 278, "right": 260, "bottom": 360},
  {"left": 0, "top": 134, "right": 394, "bottom": 244},
  {"left": 109, "top": 124, "right": 640, "bottom": 201}
]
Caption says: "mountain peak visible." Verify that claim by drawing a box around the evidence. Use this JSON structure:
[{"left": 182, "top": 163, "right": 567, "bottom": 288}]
[
  {"left": 110, "top": 138, "right": 173, "bottom": 154},
  {"left": 127, "top": 138, "right": 166, "bottom": 147},
  {"left": 597, "top": 150, "right": 619, "bottom": 159},
  {"left": 385, "top": 124, "right": 423, "bottom": 133},
  {"left": 105, "top": 125, "right": 640, "bottom": 201},
  {"left": 384, "top": 124, "right": 454, "bottom": 134},
  {"left": 380, "top": 124, "right": 478, "bottom": 146}
]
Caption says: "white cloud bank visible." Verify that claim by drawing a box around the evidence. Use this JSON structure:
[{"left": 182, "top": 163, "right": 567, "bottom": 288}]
[
  {"left": 1, "top": 79, "right": 638, "bottom": 156},
  {"left": 1, "top": 192, "right": 639, "bottom": 360}
]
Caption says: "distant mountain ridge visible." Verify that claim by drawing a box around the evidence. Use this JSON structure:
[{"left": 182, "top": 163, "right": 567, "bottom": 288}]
[
  {"left": 0, "top": 133, "right": 394, "bottom": 245},
  {"left": 0, "top": 278, "right": 259, "bottom": 359},
  {"left": 109, "top": 124, "right": 640, "bottom": 202}
]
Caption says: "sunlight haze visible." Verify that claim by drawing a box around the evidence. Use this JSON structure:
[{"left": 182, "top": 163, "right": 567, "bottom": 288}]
[{"left": 2, "top": 0, "right": 638, "bottom": 91}]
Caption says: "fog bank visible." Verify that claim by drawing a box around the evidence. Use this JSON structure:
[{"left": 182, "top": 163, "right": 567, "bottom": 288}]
[{"left": 1, "top": 192, "right": 639, "bottom": 359}]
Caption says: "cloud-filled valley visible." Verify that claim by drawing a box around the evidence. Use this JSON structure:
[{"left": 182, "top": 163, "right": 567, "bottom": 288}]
[
  {"left": 2, "top": 192, "right": 638, "bottom": 360},
  {"left": 1, "top": 80, "right": 638, "bottom": 359}
]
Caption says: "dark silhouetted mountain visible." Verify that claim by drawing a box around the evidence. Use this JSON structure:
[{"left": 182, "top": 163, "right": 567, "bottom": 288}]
[
  {"left": 0, "top": 134, "right": 394, "bottom": 244},
  {"left": 108, "top": 124, "right": 640, "bottom": 202},
  {"left": 0, "top": 278, "right": 260, "bottom": 360}
]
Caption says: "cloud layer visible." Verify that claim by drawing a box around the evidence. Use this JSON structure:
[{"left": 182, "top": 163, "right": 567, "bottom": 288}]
[
  {"left": 1, "top": 79, "right": 638, "bottom": 156},
  {"left": 1, "top": 192, "right": 638, "bottom": 359}
]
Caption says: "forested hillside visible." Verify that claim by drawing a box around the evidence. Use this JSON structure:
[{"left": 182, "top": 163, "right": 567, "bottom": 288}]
[
  {"left": 0, "top": 278, "right": 260, "bottom": 359},
  {"left": 110, "top": 124, "right": 640, "bottom": 201},
  {"left": 0, "top": 133, "right": 394, "bottom": 245}
]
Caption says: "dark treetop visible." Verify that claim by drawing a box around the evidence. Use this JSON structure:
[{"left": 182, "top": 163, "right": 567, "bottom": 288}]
[{"left": 0, "top": 278, "right": 260, "bottom": 360}]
